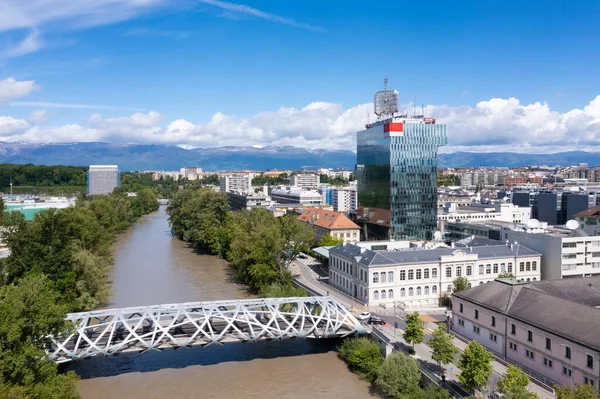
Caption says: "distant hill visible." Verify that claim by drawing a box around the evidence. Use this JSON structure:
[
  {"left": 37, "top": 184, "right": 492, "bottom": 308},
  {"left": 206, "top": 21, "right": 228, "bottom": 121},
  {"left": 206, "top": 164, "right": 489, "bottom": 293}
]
[{"left": 0, "top": 142, "right": 597, "bottom": 170}]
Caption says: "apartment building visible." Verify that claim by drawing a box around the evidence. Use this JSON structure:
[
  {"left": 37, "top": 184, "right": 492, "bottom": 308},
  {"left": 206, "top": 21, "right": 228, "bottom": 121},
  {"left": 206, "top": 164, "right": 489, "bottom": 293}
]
[
  {"left": 219, "top": 174, "right": 252, "bottom": 193},
  {"left": 328, "top": 242, "right": 540, "bottom": 308},
  {"left": 270, "top": 186, "right": 323, "bottom": 205},
  {"left": 290, "top": 173, "right": 320, "bottom": 189},
  {"left": 332, "top": 187, "right": 357, "bottom": 213},
  {"left": 453, "top": 277, "right": 600, "bottom": 388},
  {"left": 438, "top": 202, "right": 531, "bottom": 231},
  {"left": 88, "top": 165, "right": 119, "bottom": 195},
  {"left": 297, "top": 207, "right": 360, "bottom": 245}
]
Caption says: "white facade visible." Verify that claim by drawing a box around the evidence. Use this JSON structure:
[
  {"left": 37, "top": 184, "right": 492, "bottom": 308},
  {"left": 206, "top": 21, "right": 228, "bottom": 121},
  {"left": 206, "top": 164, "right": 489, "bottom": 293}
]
[
  {"left": 290, "top": 173, "right": 320, "bottom": 189},
  {"left": 180, "top": 167, "right": 203, "bottom": 180},
  {"left": 88, "top": 165, "right": 119, "bottom": 195},
  {"left": 332, "top": 187, "right": 357, "bottom": 212},
  {"left": 220, "top": 175, "right": 252, "bottom": 193},
  {"left": 438, "top": 202, "right": 531, "bottom": 226},
  {"left": 270, "top": 186, "right": 323, "bottom": 205},
  {"left": 329, "top": 243, "right": 541, "bottom": 309}
]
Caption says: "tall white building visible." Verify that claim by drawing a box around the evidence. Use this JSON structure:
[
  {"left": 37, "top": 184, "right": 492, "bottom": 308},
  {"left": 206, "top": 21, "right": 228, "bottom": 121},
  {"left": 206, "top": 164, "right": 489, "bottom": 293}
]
[
  {"left": 180, "top": 167, "right": 203, "bottom": 180},
  {"left": 290, "top": 173, "right": 320, "bottom": 189},
  {"left": 332, "top": 187, "right": 357, "bottom": 212},
  {"left": 88, "top": 165, "right": 119, "bottom": 195},
  {"left": 220, "top": 174, "right": 252, "bottom": 193},
  {"left": 270, "top": 186, "right": 323, "bottom": 205}
]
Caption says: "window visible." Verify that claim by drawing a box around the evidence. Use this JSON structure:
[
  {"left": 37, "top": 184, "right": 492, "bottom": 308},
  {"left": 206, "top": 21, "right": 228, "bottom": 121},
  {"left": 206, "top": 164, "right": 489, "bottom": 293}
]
[
  {"left": 381, "top": 290, "right": 386, "bottom": 299},
  {"left": 416, "top": 269, "right": 422, "bottom": 279},
  {"left": 565, "top": 346, "right": 571, "bottom": 359},
  {"left": 473, "top": 326, "right": 480, "bottom": 334},
  {"left": 380, "top": 273, "right": 386, "bottom": 283},
  {"left": 508, "top": 262, "right": 513, "bottom": 273},
  {"left": 388, "top": 289, "right": 393, "bottom": 298},
  {"left": 458, "top": 319, "right": 464, "bottom": 327},
  {"left": 585, "top": 377, "right": 595, "bottom": 387},
  {"left": 562, "top": 242, "right": 577, "bottom": 248},
  {"left": 459, "top": 303, "right": 464, "bottom": 313},
  {"left": 432, "top": 269, "right": 438, "bottom": 279},
  {"left": 416, "top": 286, "right": 422, "bottom": 295},
  {"left": 588, "top": 354, "right": 594, "bottom": 369},
  {"left": 446, "top": 267, "right": 452, "bottom": 278},
  {"left": 409, "top": 287, "right": 414, "bottom": 296},
  {"left": 388, "top": 271, "right": 394, "bottom": 282},
  {"left": 532, "top": 261, "right": 537, "bottom": 271},
  {"left": 424, "top": 286, "right": 429, "bottom": 295},
  {"left": 546, "top": 338, "right": 551, "bottom": 351},
  {"left": 563, "top": 367, "right": 572, "bottom": 377},
  {"left": 520, "top": 262, "right": 525, "bottom": 272},
  {"left": 373, "top": 290, "right": 379, "bottom": 300},
  {"left": 543, "top": 358, "right": 553, "bottom": 368},
  {"left": 400, "top": 288, "right": 406, "bottom": 297},
  {"left": 373, "top": 272, "right": 379, "bottom": 283},
  {"left": 432, "top": 285, "right": 437, "bottom": 294},
  {"left": 490, "top": 333, "right": 497, "bottom": 342},
  {"left": 528, "top": 330, "right": 533, "bottom": 342},
  {"left": 511, "top": 323, "right": 516, "bottom": 335},
  {"left": 486, "top": 264, "right": 491, "bottom": 274},
  {"left": 526, "top": 261, "right": 531, "bottom": 272},
  {"left": 474, "top": 309, "right": 479, "bottom": 320},
  {"left": 400, "top": 270, "right": 406, "bottom": 280},
  {"left": 466, "top": 265, "right": 472, "bottom": 276},
  {"left": 500, "top": 263, "right": 505, "bottom": 273},
  {"left": 424, "top": 269, "right": 430, "bottom": 279},
  {"left": 408, "top": 270, "right": 414, "bottom": 280},
  {"left": 493, "top": 264, "right": 498, "bottom": 273},
  {"left": 456, "top": 266, "right": 462, "bottom": 277},
  {"left": 509, "top": 342, "right": 518, "bottom": 351},
  {"left": 491, "top": 316, "right": 496, "bottom": 327},
  {"left": 479, "top": 265, "right": 484, "bottom": 275},
  {"left": 526, "top": 349, "right": 535, "bottom": 360}
]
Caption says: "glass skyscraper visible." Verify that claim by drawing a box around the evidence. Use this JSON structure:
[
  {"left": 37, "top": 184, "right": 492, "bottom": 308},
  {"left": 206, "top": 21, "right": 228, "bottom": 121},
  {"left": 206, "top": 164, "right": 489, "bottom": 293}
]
[{"left": 357, "top": 118, "right": 447, "bottom": 240}]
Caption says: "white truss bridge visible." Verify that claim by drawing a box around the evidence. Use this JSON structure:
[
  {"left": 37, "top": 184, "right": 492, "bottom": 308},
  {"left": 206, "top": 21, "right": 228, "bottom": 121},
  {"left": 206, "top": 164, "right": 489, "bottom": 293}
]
[{"left": 49, "top": 296, "right": 366, "bottom": 363}]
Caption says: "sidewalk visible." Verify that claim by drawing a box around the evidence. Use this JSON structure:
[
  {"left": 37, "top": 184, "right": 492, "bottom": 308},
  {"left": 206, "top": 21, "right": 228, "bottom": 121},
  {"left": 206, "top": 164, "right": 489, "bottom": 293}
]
[{"left": 291, "top": 259, "right": 555, "bottom": 399}]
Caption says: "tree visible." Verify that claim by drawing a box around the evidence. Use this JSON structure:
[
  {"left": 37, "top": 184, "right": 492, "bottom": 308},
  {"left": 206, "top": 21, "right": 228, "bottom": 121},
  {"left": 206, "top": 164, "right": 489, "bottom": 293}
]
[
  {"left": 319, "top": 234, "right": 344, "bottom": 247},
  {"left": 427, "top": 325, "right": 459, "bottom": 375},
  {"left": 338, "top": 337, "right": 383, "bottom": 382},
  {"left": 374, "top": 353, "right": 421, "bottom": 399},
  {"left": 556, "top": 383, "right": 600, "bottom": 399},
  {"left": 496, "top": 365, "right": 539, "bottom": 399},
  {"left": 276, "top": 214, "right": 314, "bottom": 279},
  {"left": 452, "top": 277, "right": 470, "bottom": 293},
  {"left": 414, "top": 385, "right": 453, "bottom": 399},
  {"left": 498, "top": 272, "right": 516, "bottom": 278},
  {"left": 403, "top": 312, "right": 424, "bottom": 352},
  {"left": 259, "top": 282, "right": 307, "bottom": 298},
  {"left": 458, "top": 340, "right": 493, "bottom": 392}
]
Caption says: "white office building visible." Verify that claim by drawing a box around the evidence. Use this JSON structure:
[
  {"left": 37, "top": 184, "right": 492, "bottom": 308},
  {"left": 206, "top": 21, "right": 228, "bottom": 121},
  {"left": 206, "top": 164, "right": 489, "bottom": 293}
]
[
  {"left": 270, "top": 186, "right": 323, "bottom": 205},
  {"left": 438, "top": 202, "right": 531, "bottom": 231},
  {"left": 332, "top": 187, "right": 357, "bottom": 213},
  {"left": 329, "top": 242, "right": 541, "bottom": 309},
  {"left": 88, "top": 165, "right": 119, "bottom": 195},
  {"left": 220, "top": 174, "right": 252, "bottom": 193},
  {"left": 290, "top": 173, "right": 320, "bottom": 189}
]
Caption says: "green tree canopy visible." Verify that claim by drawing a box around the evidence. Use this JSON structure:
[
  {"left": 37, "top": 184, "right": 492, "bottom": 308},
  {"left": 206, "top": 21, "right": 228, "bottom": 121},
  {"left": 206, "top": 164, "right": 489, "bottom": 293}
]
[
  {"left": 374, "top": 353, "right": 421, "bottom": 399},
  {"left": 556, "top": 383, "right": 600, "bottom": 399},
  {"left": 403, "top": 312, "right": 425, "bottom": 352},
  {"left": 319, "top": 234, "right": 344, "bottom": 247},
  {"left": 452, "top": 276, "right": 470, "bottom": 293},
  {"left": 427, "top": 325, "right": 459, "bottom": 373},
  {"left": 498, "top": 272, "right": 516, "bottom": 278},
  {"left": 338, "top": 337, "right": 383, "bottom": 382},
  {"left": 458, "top": 340, "right": 493, "bottom": 392}
]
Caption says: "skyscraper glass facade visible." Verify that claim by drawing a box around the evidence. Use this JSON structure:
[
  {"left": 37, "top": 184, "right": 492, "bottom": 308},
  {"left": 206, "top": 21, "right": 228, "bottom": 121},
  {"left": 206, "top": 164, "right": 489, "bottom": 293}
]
[{"left": 357, "top": 119, "right": 447, "bottom": 240}]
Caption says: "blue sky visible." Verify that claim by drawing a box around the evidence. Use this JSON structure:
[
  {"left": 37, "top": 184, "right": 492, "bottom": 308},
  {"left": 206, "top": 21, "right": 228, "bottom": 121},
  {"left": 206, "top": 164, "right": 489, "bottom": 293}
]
[{"left": 0, "top": 0, "right": 599, "bottom": 152}]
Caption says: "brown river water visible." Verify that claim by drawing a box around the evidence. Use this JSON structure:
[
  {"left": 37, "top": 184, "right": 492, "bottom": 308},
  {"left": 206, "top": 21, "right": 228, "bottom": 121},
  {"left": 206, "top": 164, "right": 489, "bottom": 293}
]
[{"left": 72, "top": 207, "right": 375, "bottom": 399}]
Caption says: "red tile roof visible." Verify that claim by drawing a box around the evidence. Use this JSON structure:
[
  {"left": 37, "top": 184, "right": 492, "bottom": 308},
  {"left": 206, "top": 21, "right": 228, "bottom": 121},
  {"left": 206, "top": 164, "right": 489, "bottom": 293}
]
[{"left": 297, "top": 208, "right": 359, "bottom": 230}]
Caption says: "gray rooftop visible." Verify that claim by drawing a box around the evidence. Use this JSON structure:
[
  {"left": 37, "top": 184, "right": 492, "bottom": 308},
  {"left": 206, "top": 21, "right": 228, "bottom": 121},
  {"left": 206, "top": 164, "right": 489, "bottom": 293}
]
[
  {"left": 357, "top": 244, "right": 540, "bottom": 267},
  {"left": 454, "top": 277, "right": 600, "bottom": 352},
  {"left": 329, "top": 243, "right": 362, "bottom": 258}
]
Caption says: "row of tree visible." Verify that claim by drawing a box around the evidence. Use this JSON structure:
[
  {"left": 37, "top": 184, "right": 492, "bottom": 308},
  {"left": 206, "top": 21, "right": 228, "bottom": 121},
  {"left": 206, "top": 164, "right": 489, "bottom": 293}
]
[
  {"left": 166, "top": 187, "right": 314, "bottom": 295},
  {"left": 0, "top": 164, "right": 88, "bottom": 190},
  {"left": 0, "top": 189, "right": 159, "bottom": 398}
]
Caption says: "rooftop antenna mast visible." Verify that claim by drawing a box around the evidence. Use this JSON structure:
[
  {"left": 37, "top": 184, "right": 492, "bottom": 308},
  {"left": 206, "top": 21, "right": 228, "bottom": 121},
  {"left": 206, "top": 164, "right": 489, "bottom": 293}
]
[{"left": 374, "top": 77, "right": 399, "bottom": 121}]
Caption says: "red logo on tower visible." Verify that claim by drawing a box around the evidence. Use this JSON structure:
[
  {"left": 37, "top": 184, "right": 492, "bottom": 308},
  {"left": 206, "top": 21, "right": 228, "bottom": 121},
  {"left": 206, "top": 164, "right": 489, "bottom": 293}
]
[{"left": 384, "top": 122, "right": 404, "bottom": 133}]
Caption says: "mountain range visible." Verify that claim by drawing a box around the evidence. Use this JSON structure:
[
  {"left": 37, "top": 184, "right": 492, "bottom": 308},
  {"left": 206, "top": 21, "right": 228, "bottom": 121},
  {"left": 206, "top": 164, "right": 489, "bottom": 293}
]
[{"left": 0, "top": 142, "right": 598, "bottom": 170}]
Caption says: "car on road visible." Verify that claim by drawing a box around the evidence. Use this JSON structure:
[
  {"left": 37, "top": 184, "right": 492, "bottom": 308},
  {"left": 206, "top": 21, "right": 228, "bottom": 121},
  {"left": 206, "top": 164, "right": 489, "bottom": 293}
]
[
  {"left": 367, "top": 316, "right": 386, "bottom": 325},
  {"left": 358, "top": 311, "right": 371, "bottom": 320}
]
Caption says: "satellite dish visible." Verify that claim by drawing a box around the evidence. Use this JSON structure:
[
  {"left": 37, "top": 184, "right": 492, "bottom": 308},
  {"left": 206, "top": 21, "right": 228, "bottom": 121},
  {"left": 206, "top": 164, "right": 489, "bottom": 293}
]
[
  {"left": 527, "top": 219, "right": 540, "bottom": 229},
  {"left": 566, "top": 220, "right": 580, "bottom": 230}
]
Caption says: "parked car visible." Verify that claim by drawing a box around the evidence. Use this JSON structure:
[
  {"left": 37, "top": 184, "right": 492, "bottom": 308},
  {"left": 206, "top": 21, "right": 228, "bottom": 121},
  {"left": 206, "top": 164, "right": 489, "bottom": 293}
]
[
  {"left": 368, "top": 316, "right": 386, "bottom": 325},
  {"left": 358, "top": 311, "right": 371, "bottom": 320}
]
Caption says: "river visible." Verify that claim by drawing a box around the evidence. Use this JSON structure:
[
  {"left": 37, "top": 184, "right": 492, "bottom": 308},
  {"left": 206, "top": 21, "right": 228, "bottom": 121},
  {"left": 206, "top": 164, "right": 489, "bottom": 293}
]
[{"left": 73, "top": 207, "right": 375, "bottom": 399}]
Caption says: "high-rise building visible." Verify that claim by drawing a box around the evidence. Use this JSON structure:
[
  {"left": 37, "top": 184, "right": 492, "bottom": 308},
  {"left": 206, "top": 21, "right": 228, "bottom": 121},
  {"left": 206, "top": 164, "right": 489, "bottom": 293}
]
[
  {"left": 290, "top": 173, "right": 320, "bottom": 189},
  {"left": 219, "top": 174, "right": 252, "bottom": 193},
  {"left": 357, "top": 83, "right": 447, "bottom": 240},
  {"left": 88, "top": 165, "right": 120, "bottom": 195},
  {"left": 332, "top": 187, "right": 357, "bottom": 213}
]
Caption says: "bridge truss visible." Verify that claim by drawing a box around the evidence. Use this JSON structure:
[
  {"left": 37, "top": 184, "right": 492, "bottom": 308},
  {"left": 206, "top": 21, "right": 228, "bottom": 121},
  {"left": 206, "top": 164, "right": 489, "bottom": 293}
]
[{"left": 49, "top": 296, "right": 365, "bottom": 363}]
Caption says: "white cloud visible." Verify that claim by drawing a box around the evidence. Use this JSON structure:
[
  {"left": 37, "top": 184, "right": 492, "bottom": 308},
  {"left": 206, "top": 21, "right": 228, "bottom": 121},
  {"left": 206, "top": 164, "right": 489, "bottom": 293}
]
[
  {"left": 2, "top": 29, "right": 43, "bottom": 59},
  {"left": 1, "top": 96, "right": 600, "bottom": 153},
  {"left": 0, "top": 77, "right": 38, "bottom": 104},
  {"left": 27, "top": 109, "right": 49, "bottom": 124}
]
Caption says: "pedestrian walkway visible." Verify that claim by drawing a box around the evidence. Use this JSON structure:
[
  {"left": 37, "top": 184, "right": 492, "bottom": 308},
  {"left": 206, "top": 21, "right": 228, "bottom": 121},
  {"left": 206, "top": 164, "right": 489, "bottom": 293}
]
[{"left": 291, "top": 259, "right": 556, "bottom": 399}]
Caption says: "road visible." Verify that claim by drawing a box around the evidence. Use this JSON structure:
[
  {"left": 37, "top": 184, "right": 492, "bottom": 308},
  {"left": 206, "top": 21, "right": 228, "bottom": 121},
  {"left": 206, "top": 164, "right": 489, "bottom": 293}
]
[{"left": 291, "top": 254, "right": 555, "bottom": 399}]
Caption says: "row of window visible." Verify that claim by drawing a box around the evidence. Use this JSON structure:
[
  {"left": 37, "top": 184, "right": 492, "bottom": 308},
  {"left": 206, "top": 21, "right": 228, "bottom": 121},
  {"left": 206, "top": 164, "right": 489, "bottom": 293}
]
[
  {"left": 372, "top": 285, "right": 439, "bottom": 300},
  {"left": 371, "top": 260, "right": 538, "bottom": 284}
]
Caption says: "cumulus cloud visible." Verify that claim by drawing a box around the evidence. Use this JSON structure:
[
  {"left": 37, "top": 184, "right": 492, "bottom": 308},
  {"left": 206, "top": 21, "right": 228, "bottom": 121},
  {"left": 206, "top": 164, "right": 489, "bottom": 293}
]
[
  {"left": 1, "top": 95, "right": 600, "bottom": 153},
  {"left": 0, "top": 77, "right": 38, "bottom": 104}
]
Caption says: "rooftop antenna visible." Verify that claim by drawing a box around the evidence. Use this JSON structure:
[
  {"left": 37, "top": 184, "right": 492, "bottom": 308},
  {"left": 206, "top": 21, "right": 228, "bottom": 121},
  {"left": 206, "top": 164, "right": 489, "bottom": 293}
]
[
  {"left": 383, "top": 76, "right": 388, "bottom": 90},
  {"left": 374, "top": 77, "right": 399, "bottom": 121},
  {"left": 421, "top": 102, "right": 425, "bottom": 116},
  {"left": 413, "top": 92, "right": 416, "bottom": 117}
]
